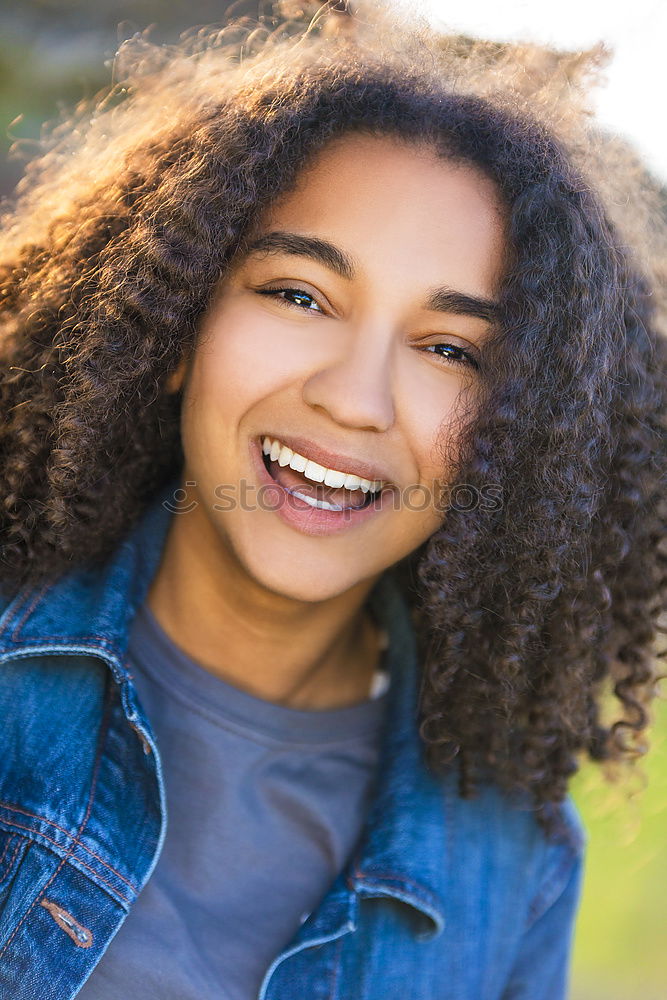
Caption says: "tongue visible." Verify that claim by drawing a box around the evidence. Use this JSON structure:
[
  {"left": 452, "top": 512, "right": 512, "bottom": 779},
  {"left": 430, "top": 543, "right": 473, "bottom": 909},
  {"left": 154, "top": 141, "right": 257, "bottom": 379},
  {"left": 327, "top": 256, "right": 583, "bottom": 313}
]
[{"left": 269, "top": 459, "right": 369, "bottom": 508}]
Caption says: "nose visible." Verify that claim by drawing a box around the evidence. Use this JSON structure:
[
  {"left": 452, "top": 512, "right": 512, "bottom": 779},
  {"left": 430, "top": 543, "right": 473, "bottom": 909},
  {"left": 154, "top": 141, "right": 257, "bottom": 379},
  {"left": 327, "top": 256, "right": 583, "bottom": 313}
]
[{"left": 301, "top": 322, "right": 395, "bottom": 433}]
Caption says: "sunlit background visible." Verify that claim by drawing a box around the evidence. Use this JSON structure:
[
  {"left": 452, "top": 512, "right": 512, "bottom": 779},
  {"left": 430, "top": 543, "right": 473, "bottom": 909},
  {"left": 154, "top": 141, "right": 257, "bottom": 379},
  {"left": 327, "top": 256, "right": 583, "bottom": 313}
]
[
  {"left": 402, "top": 0, "right": 667, "bottom": 183},
  {"left": 0, "top": 3, "right": 665, "bottom": 998}
]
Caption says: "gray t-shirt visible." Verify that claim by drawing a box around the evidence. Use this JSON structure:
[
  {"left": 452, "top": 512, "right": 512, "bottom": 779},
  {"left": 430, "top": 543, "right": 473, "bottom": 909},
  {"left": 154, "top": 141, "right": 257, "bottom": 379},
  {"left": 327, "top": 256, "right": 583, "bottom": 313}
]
[{"left": 77, "top": 599, "right": 390, "bottom": 999}]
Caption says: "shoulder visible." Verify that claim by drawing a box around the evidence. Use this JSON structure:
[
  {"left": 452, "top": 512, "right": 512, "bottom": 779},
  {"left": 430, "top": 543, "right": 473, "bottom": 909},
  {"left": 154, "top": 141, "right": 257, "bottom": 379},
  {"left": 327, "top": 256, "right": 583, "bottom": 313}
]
[
  {"left": 440, "top": 769, "right": 586, "bottom": 922},
  {"left": 442, "top": 768, "right": 586, "bottom": 852}
]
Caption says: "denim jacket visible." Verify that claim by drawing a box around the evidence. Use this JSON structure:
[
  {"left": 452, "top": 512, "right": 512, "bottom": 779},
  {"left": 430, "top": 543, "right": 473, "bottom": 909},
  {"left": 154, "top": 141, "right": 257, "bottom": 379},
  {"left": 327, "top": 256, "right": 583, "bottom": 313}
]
[{"left": 0, "top": 480, "right": 586, "bottom": 1000}]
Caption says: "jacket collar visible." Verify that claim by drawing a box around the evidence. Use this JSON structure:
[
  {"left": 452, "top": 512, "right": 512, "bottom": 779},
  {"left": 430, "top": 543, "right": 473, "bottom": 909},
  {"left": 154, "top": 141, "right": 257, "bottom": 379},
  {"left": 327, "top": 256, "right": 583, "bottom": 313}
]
[
  {"left": 0, "top": 484, "right": 173, "bottom": 676},
  {"left": 0, "top": 478, "right": 447, "bottom": 940},
  {"left": 359, "top": 571, "right": 447, "bottom": 939}
]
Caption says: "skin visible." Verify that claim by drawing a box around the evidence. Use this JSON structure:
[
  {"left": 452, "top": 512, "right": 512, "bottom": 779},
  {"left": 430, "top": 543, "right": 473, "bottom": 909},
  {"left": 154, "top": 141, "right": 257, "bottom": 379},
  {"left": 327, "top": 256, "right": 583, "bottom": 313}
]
[{"left": 147, "top": 132, "right": 507, "bottom": 710}]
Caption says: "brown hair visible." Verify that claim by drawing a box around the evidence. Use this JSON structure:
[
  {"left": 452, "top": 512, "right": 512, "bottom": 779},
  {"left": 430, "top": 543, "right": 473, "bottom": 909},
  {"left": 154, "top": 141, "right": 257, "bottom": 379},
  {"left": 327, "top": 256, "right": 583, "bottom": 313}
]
[{"left": 1, "top": 3, "right": 665, "bottom": 839}]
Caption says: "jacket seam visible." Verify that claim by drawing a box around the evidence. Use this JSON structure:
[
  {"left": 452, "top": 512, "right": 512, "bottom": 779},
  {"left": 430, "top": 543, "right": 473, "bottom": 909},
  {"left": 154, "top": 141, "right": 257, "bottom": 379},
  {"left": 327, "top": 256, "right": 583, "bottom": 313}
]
[
  {"left": 525, "top": 847, "right": 578, "bottom": 929},
  {"left": 0, "top": 584, "right": 36, "bottom": 636},
  {"left": 327, "top": 928, "right": 346, "bottom": 999},
  {"left": 0, "top": 674, "right": 113, "bottom": 960},
  {"left": 2, "top": 635, "right": 120, "bottom": 652},
  {"left": 0, "top": 833, "right": 15, "bottom": 870},
  {"left": 9, "top": 584, "right": 51, "bottom": 640},
  {"left": 0, "top": 838, "right": 22, "bottom": 884},
  {"left": 0, "top": 818, "right": 133, "bottom": 906},
  {"left": 353, "top": 870, "right": 440, "bottom": 903},
  {"left": 0, "top": 802, "right": 139, "bottom": 894}
]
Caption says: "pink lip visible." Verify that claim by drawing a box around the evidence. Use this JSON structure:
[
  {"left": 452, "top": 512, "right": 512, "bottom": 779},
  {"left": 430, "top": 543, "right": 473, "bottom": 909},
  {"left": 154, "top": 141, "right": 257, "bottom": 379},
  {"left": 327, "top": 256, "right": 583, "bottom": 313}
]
[
  {"left": 248, "top": 436, "right": 393, "bottom": 537},
  {"left": 260, "top": 432, "right": 394, "bottom": 486}
]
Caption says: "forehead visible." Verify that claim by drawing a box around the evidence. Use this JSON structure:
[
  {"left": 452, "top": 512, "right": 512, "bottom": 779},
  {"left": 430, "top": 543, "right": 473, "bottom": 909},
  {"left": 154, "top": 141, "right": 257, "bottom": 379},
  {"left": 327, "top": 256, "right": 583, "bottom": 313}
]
[{"left": 254, "top": 132, "right": 508, "bottom": 299}]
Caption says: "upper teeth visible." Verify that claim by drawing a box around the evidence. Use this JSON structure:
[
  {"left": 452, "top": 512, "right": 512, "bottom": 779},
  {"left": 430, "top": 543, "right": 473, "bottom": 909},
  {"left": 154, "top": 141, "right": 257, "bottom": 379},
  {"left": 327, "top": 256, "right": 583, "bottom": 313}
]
[{"left": 262, "top": 437, "right": 385, "bottom": 494}]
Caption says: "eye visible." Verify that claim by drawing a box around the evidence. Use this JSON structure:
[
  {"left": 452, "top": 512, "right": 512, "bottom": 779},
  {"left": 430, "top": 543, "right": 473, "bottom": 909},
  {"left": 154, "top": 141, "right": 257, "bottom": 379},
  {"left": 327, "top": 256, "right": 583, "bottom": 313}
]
[
  {"left": 255, "top": 286, "right": 325, "bottom": 314},
  {"left": 421, "top": 342, "right": 480, "bottom": 371}
]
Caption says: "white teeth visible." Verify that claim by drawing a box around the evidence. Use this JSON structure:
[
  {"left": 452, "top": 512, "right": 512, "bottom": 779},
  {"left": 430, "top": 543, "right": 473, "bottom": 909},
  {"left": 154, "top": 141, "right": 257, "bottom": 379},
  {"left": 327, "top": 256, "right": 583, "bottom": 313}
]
[
  {"left": 304, "top": 459, "right": 326, "bottom": 483},
  {"left": 323, "top": 469, "right": 347, "bottom": 488},
  {"left": 288, "top": 489, "right": 344, "bottom": 512},
  {"left": 261, "top": 436, "right": 385, "bottom": 493},
  {"left": 277, "top": 445, "right": 292, "bottom": 467}
]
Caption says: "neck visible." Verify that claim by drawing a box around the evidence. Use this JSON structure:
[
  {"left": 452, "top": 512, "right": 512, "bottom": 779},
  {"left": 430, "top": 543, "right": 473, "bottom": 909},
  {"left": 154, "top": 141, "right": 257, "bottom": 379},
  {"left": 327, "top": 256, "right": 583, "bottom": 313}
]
[{"left": 146, "top": 503, "right": 384, "bottom": 711}]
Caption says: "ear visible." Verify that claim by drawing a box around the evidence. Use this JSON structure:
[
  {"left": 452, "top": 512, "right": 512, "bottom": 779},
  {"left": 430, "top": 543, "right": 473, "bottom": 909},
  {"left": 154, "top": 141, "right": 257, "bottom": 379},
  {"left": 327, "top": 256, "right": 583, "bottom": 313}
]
[{"left": 165, "top": 354, "right": 190, "bottom": 394}]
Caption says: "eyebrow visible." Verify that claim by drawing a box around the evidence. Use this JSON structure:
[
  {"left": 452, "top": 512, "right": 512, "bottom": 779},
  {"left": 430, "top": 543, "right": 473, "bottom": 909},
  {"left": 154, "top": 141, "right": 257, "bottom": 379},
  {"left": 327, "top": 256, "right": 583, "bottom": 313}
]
[{"left": 246, "top": 230, "right": 500, "bottom": 323}]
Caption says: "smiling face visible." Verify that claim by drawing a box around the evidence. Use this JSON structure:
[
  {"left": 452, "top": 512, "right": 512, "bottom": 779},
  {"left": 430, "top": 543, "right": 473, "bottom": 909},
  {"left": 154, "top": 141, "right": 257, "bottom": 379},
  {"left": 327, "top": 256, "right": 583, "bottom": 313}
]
[{"left": 171, "top": 132, "right": 507, "bottom": 604}]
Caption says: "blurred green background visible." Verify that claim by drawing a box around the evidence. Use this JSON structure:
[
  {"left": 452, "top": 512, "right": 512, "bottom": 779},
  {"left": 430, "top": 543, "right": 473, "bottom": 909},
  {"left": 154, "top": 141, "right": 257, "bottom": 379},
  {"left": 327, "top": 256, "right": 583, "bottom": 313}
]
[
  {"left": 1, "top": 3, "right": 665, "bottom": 998},
  {"left": 569, "top": 697, "right": 667, "bottom": 1000}
]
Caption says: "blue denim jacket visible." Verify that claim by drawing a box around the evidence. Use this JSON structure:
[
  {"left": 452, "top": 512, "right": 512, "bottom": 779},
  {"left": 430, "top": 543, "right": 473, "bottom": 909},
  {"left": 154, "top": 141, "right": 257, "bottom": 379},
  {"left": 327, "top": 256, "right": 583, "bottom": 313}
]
[{"left": 0, "top": 480, "right": 586, "bottom": 1000}]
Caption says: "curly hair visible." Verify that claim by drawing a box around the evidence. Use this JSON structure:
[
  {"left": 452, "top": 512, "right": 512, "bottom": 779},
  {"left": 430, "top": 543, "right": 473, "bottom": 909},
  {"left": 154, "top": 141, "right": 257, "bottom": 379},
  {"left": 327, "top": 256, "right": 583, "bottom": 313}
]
[{"left": 1, "top": 2, "right": 665, "bottom": 840}]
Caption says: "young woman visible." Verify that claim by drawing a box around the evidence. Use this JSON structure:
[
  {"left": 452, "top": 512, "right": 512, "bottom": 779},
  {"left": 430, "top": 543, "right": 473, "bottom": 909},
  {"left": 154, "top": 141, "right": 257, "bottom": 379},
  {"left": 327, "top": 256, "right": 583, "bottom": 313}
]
[{"left": 0, "top": 6, "right": 665, "bottom": 999}]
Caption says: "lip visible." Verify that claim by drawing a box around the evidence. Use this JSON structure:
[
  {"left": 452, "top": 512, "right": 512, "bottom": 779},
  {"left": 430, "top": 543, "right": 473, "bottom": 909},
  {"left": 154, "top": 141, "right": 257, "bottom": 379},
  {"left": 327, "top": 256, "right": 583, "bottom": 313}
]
[
  {"left": 258, "top": 431, "right": 395, "bottom": 486},
  {"left": 248, "top": 436, "right": 394, "bottom": 537}
]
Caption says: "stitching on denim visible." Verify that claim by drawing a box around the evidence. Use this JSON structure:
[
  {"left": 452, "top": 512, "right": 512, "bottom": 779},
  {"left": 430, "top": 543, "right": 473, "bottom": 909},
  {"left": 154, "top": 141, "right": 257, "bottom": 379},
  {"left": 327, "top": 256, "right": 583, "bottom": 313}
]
[
  {"left": 0, "top": 838, "right": 21, "bottom": 885},
  {"left": 67, "top": 856, "right": 132, "bottom": 905},
  {"left": 63, "top": 857, "right": 131, "bottom": 906},
  {"left": 11, "top": 585, "right": 51, "bottom": 640},
  {"left": 0, "top": 833, "right": 14, "bottom": 871},
  {"left": 0, "top": 584, "right": 41, "bottom": 637},
  {"left": 0, "top": 802, "right": 138, "bottom": 893},
  {"left": 3, "top": 635, "right": 119, "bottom": 652},
  {"left": 0, "top": 817, "right": 132, "bottom": 905},
  {"left": 40, "top": 898, "right": 93, "bottom": 949},
  {"left": 0, "top": 674, "right": 113, "bottom": 960}
]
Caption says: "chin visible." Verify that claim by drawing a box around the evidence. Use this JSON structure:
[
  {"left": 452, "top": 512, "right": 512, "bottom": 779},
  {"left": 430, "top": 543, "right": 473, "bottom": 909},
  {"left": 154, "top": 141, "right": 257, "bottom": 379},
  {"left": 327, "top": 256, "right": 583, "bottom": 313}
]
[{"left": 242, "top": 548, "right": 379, "bottom": 605}]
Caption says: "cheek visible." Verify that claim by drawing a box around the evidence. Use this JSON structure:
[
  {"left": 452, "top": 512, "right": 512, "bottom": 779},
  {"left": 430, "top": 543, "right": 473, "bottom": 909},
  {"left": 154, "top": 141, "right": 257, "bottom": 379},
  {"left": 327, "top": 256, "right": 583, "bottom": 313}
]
[
  {"left": 399, "top": 378, "right": 468, "bottom": 485},
  {"left": 183, "top": 319, "right": 279, "bottom": 415},
  {"left": 196, "top": 301, "right": 322, "bottom": 402}
]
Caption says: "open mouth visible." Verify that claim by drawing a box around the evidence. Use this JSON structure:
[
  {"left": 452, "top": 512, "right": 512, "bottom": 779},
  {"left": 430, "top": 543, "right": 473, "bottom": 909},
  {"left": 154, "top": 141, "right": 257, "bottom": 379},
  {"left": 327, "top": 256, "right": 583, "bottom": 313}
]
[{"left": 259, "top": 437, "right": 381, "bottom": 512}]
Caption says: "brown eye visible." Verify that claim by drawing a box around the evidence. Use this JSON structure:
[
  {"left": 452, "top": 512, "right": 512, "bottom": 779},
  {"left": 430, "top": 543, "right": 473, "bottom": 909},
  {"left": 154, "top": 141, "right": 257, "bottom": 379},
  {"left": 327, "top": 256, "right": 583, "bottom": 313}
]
[
  {"left": 256, "top": 287, "right": 325, "bottom": 314},
  {"left": 422, "top": 342, "right": 480, "bottom": 370}
]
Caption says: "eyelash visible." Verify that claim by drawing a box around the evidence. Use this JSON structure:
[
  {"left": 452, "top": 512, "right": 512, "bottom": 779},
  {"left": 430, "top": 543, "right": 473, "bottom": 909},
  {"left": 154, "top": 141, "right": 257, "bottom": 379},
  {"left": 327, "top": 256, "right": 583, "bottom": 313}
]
[
  {"left": 256, "top": 286, "right": 325, "bottom": 314},
  {"left": 255, "top": 285, "right": 480, "bottom": 371}
]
